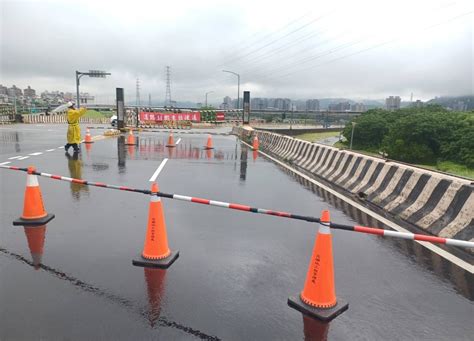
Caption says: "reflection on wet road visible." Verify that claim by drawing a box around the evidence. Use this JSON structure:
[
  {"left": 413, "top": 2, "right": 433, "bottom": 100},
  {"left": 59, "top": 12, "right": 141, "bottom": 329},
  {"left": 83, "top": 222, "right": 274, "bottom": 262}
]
[{"left": 0, "top": 124, "right": 472, "bottom": 340}]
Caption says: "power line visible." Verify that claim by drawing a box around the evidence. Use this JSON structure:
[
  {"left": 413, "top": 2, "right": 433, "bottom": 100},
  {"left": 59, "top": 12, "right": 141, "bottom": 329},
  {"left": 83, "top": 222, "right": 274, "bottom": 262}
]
[
  {"left": 253, "top": 9, "right": 474, "bottom": 83},
  {"left": 222, "top": 1, "right": 459, "bottom": 84},
  {"left": 220, "top": 12, "right": 313, "bottom": 64},
  {"left": 221, "top": 11, "right": 333, "bottom": 66}
]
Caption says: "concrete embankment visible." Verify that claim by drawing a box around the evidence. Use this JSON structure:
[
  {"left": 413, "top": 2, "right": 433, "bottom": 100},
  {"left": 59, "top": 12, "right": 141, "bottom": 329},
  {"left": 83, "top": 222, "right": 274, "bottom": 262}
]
[
  {"left": 21, "top": 114, "right": 108, "bottom": 124},
  {"left": 233, "top": 126, "right": 473, "bottom": 244}
]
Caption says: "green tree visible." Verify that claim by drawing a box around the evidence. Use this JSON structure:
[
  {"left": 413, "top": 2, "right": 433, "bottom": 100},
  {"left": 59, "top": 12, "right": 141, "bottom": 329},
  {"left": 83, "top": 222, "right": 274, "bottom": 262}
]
[
  {"left": 342, "top": 109, "right": 396, "bottom": 149},
  {"left": 382, "top": 112, "right": 454, "bottom": 164}
]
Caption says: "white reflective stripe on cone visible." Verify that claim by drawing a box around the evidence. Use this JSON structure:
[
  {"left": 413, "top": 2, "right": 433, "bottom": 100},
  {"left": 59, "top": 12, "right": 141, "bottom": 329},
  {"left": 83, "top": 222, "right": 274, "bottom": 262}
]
[
  {"left": 26, "top": 174, "right": 39, "bottom": 187},
  {"left": 319, "top": 222, "right": 331, "bottom": 234},
  {"left": 150, "top": 194, "right": 161, "bottom": 202}
]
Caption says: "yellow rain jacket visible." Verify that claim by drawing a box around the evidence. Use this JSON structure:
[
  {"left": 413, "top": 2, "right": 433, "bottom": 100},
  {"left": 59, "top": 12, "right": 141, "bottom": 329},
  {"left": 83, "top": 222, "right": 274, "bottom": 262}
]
[{"left": 67, "top": 107, "right": 87, "bottom": 144}]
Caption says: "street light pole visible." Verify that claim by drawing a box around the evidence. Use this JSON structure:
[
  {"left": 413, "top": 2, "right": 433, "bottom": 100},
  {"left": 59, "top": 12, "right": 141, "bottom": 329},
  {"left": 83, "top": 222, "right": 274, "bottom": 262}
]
[
  {"left": 205, "top": 91, "right": 214, "bottom": 107},
  {"left": 222, "top": 69, "right": 240, "bottom": 117},
  {"left": 350, "top": 121, "right": 356, "bottom": 150},
  {"left": 75, "top": 71, "right": 81, "bottom": 108},
  {"left": 75, "top": 70, "right": 111, "bottom": 108}
]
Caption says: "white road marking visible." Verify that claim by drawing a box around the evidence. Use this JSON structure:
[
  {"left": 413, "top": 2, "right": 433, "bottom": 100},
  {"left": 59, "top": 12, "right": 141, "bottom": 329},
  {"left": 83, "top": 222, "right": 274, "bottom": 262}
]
[
  {"left": 46, "top": 149, "right": 55, "bottom": 152},
  {"left": 149, "top": 158, "right": 169, "bottom": 182},
  {"left": 29, "top": 152, "right": 43, "bottom": 156},
  {"left": 18, "top": 156, "right": 30, "bottom": 160},
  {"left": 58, "top": 146, "right": 64, "bottom": 148},
  {"left": 0, "top": 161, "right": 11, "bottom": 165},
  {"left": 8, "top": 156, "right": 22, "bottom": 160},
  {"left": 242, "top": 140, "right": 474, "bottom": 273},
  {"left": 176, "top": 138, "right": 182, "bottom": 145}
]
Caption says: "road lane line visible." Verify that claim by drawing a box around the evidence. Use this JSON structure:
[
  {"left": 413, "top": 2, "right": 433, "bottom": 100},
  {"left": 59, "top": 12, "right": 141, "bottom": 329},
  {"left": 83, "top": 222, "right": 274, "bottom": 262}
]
[
  {"left": 242, "top": 140, "right": 473, "bottom": 273},
  {"left": 29, "top": 152, "right": 43, "bottom": 156},
  {"left": 0, "top": 161, "right": 11, "bottom": 165},
  {"left": 176, "top": 138, "right": 182, "bottom": 145},
  {"left": 149, "top": 158, "right": 168, "bottom": 182},
  {"left": 8, "top": 156, "right": 22, "bottom": 160},
  {"left": 46, "top": 149, "right": 55, "bottom": 152},
  {"left": 18, "top": 156, "right": 30, "bottom": 160}
]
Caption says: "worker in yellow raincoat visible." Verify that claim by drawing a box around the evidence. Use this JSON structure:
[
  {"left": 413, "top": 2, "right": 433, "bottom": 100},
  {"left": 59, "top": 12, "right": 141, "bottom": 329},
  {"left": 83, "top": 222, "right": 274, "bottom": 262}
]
[
  {"left": 65, "top": 151, "right": 88, "bottom": 200},
  {"left": 64, "top": 101, "right": 87, "bottom": 153}
]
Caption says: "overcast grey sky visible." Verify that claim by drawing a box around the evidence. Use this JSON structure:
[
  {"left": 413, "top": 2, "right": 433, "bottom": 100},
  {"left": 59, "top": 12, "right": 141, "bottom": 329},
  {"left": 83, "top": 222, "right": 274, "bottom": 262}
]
[{"left": 1, "top": 0, "right": 473, "bottom": 104}]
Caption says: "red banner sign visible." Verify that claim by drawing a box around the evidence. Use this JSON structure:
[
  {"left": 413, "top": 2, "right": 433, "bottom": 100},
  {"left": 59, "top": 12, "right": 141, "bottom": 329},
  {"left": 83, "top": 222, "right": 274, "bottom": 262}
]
[
  {"left": 139, "top": 111, "right": 225, "bottom": 123},
  {"left": 140, "top": 112, "right": 201, "bottom": 122}
]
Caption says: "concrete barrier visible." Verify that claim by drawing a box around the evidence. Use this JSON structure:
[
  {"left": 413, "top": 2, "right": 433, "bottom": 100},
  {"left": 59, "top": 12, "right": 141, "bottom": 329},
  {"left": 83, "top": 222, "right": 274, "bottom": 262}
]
[
  {"left": 22, "top": 114, "right": 109, "bottom": 124},
  {"left": 232, "top": 126, "right": 473, "bottom": 243}
]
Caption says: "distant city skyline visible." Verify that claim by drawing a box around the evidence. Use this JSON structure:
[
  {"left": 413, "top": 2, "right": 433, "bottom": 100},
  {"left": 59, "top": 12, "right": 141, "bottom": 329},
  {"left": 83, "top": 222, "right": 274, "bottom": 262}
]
[
  {"left": 2, "top": 82, "right": 472, "bottom": 113},
  {"left": 2, "top": 1, "right": 472, "bottom": 103}
]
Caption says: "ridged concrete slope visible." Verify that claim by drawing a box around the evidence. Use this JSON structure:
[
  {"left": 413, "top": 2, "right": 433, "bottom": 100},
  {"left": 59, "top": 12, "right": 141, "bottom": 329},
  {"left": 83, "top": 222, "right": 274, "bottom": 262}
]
[{"left": 233, "top": 127, "right": 473, "bottom": 242}]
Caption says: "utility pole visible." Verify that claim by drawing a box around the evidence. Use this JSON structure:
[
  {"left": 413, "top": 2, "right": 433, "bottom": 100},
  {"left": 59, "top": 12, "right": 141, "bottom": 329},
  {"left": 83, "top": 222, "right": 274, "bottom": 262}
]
[
  {"left": 205, "top": 91, "right": 214, "bottom": 107},
  {"left": 13, "top": 93, "right": 17, "bottom": 115},
  {"left": 350, "top": 122, "right": 356, "bottom": 150},
  {"left": 148, "top": 93, "right": 151, "bottom": 107},
  {"left": 135, "top": 78, "right": 141, "bottom": 107},
  {"left": 165, "top": 66, "right": 172, "bottom": 107}
]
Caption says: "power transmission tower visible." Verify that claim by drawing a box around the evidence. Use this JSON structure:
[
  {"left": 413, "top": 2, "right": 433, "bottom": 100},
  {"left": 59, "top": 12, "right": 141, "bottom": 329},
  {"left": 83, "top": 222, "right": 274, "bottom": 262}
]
[
  {"left": 136, "top": 78, "right": 141, "bottom": 107},
  {"left": 164, "top": 66, "right": 172, "bottom": 107}
]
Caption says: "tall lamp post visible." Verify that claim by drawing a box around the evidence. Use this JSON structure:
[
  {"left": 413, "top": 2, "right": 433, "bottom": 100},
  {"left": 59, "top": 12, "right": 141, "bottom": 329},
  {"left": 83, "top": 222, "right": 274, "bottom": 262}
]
[
  {"left": 205, "top": 91, "right": 214, "bottom": 107},
  {"left": 350, "top": 121, "right": 357, "bottom": 150},
  {"left": 222, "top": 70, "right": 240, "bottom": 117},
  {"left": 75, "top": 70, "right": 111, "bottom": 108}
]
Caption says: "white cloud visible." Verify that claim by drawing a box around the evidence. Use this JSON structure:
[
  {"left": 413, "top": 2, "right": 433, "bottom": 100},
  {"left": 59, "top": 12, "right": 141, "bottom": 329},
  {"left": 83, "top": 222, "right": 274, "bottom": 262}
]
[{"left": 1, "top": 0, "right": 472, "bottom": 103}]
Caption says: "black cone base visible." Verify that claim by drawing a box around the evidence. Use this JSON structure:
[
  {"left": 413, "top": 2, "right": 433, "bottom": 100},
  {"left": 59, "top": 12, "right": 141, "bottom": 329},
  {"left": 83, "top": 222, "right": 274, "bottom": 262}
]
[
  {"left": 288, "top": 295, "right": 348, "bottom": 322},
  {"left": 132, "top": 250, "right": 179, "bottom": 269},
  {"left": 13, "top": 213, "right": 55, "bottom": 226}
]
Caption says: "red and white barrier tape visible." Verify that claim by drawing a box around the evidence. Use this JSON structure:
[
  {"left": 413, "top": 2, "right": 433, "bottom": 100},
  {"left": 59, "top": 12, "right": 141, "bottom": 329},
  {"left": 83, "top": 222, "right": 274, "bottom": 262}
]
[{"left": 1, "top": 164, "right": 472, "bottom": 249}]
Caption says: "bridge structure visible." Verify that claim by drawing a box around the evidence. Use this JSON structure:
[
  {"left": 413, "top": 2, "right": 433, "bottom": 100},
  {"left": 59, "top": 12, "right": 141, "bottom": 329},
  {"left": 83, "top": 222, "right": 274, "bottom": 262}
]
[{"left": 1, "top": 101, "right": 364, "bottom": 127}]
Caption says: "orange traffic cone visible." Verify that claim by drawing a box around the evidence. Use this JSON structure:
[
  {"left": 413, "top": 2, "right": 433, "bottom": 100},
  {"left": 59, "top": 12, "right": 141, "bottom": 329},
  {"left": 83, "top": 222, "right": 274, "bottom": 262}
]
[
  {"left": 252, "top": 135, "right": 259, "bottom": 151},
  {"left": 128, "top": 144, "right": 135, "bottom": 159},
  {"left": 288, "top": 210, "right": 348, "bottom": 321},
  {"left": 85, "top": 141, "right": 92, "bottom": 155},
  {"left": 24, "top": 225, "right": 46, "bottom": 270},
  {"left": 84, "top": 128, "right": 94, "bottom": 144},
  {"left": 166, "top": 132, "right": 175, "bottom": 147},
  {"left": 253, "top": 150, "right": 258, "bottom": 161},
  {"left": 125, "top": 129, "right": 136, "bottom": 145},
  {"left": 144, "top": 268, "right": 167, "bottom": 327},
  {"left": 204, "top": 134, "right": 214, "bottom": 149},
  {"left": 133, "top": 182, "right": 179, "bottom": 268},
  {"left": 13, "top": 166, "right": 55, "bottom": 226}
]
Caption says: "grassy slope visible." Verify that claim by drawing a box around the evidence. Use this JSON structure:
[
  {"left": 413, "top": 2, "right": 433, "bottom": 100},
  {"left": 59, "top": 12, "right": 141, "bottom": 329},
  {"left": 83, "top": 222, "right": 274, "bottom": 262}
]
[
  {"left": 335, "top": 142, "right": 474, "bottom": 179},
  {"left": 84, "top": 110, "right": 114, "bottom": 118},
  {"left": 295, "top": 131, "right": 341, "bottom": 142}
]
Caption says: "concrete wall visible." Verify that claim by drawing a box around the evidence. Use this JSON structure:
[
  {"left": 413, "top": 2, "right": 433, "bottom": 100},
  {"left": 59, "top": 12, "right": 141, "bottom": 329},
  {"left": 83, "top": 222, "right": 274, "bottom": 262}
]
[
  {"left": 232, "top": 126, "right": 474, "bottom": 243},
  {"left": 21, "top": 114, "right": 108, "bottom": 124}
]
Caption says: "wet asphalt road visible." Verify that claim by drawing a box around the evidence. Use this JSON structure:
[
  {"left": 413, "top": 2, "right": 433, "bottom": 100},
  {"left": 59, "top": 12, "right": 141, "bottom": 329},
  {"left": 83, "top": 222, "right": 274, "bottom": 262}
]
[{"left": 0, "top": 124, "right": 473, "bottom": 340}]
